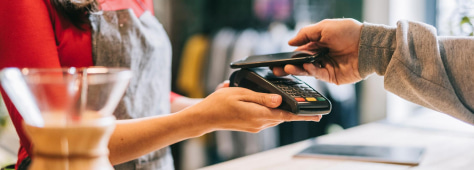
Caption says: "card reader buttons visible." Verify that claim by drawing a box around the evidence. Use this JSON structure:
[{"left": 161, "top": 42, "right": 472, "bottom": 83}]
[
  {"left": 270, "top": 78, "right": 325, "bottom": 102},
  {"left": 294, "top": 97, "right": 306, "bottom": 102},
  {"left": 316, "top": 97, "right": 326, "bottom": 101}
]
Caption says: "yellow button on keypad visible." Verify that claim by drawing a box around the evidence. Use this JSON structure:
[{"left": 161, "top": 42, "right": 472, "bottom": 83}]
[{"left": 306, "top": 97, "right": 317, "bottom": 101}]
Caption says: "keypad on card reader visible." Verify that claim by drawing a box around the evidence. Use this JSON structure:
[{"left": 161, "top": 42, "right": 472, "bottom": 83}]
[
  {"left": 229, "top": 67, "right": 331, "bottom": 115},
  {"left": 268, "top": 78, "right": 326, "bottom": 103}
]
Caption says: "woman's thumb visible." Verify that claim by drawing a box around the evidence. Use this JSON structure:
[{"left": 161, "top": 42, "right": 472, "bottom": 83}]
[{"left": 240, "top": 91, "right": 282, "bottom": 108}]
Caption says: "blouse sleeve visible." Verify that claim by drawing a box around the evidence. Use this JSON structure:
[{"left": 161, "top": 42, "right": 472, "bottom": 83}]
[
  {"left": 170, "top": 92, "right": 183, "bottom": 103},
  {"left": 0, "top": 0, "right": 61, "bottom": 68},
  {"left": 0, "top": 0, "right": 62, "bottom": 163}
]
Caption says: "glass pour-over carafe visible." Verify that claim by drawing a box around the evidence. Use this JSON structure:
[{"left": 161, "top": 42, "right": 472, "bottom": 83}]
[{"left": 0, "top": 67, "right": 132, "bottom": 170}]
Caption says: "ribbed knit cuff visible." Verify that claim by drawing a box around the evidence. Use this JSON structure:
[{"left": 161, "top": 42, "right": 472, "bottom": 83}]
[{"left": 358, "top": 22, "right": 397, "bottom": 79}]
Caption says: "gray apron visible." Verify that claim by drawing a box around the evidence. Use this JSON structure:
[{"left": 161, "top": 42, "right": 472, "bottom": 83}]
[{"left": 89, "top": 9, "right": 174, "bottom": 170}]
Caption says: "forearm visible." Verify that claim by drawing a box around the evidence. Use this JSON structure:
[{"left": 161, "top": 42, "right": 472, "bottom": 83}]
[
  {"left": 108, "top": 109, "right": 210, "bottom": 165},
  {"left": 358, "top": 20, "right": 474, "bottom": 124},
  {"left": 170, "top": 96, "right": 203, "bottom": 113}
]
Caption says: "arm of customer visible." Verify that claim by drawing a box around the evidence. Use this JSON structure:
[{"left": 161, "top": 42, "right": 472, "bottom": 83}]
[{"left": 273, "top": 18, "right": 474, "bottom": 124}]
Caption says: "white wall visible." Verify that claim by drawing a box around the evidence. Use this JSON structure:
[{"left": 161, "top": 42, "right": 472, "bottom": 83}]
[
  {"left": 359, "top": 0, "right": 390, "bottom": 124},
  {"left": 389, "top": 0, "right": 427, "bottom": 25},
  {"left": 363, "top": 0, "right": 390, "bottom": 24}
]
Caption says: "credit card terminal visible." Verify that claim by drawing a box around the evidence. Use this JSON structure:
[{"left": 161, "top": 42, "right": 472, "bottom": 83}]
[{"left": 229, "top": 67, "right": 331, "bottom": 115}]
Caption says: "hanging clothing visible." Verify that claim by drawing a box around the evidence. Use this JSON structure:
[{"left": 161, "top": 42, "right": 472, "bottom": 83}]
[
  {"left": 205, "top": 28, "right": 237, "bottom": 94},
  {"left": 226, "top": 29, "right": 260, "bottom": 78},
  {"left": 176, "top": 35, "right": 209, "bottom": 98}
]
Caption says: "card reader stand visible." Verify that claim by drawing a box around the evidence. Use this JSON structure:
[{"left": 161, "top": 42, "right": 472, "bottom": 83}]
[{"left": 229, "top": 67, "right": 331, "bottom": 115}]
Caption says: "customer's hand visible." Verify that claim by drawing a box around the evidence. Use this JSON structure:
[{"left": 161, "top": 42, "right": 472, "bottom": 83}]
[
  {"left": 184, "top": 87, "right": 322, "bottom": 133},
  {"left": 272, "top": 19, "right": 363, "bottom": 85}
]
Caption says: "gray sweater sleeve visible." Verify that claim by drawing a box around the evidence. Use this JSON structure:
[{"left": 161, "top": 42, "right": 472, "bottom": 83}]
[{"left": 358, "top": 20, "right": 474, "bottom": 124}]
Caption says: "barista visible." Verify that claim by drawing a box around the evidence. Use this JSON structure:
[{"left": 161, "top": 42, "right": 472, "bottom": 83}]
[{"left": 0, "top": 1, "right": 322, "bottom": 169}]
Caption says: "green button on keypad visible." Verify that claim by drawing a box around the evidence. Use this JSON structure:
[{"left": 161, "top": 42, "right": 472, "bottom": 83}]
[{"left": 316, "top": 97, "right": 326, "bottom": 101}]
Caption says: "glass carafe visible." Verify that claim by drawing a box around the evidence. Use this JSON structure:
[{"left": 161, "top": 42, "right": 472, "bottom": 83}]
[{"left": 0, "top": 67, "right": 132, "bottom": 170}]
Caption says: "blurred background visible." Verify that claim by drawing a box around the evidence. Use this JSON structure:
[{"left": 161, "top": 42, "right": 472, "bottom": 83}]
[{"left": 2, "top": 0, "right": 474, "bottom": 169}]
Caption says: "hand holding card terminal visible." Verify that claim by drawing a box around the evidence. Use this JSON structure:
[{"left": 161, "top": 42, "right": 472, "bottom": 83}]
[{"left": 230, "top": 67, "right": 331, "bottom": 115}]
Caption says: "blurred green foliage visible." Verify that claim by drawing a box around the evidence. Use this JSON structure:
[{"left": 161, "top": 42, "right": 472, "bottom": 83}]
[
  {"left": 460, "top": 16, "right": 474, "bottom": 36},
  {"left": 0, "top": 95, "right": 7, "bottom": 128}
]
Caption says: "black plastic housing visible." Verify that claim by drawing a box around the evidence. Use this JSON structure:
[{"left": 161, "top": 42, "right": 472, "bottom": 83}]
[{"left": 229, "top": 67, "right": 331, "bottom": 115}]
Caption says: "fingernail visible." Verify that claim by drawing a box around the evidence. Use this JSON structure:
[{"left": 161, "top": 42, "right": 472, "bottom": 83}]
[{"left": 271, "top": 95, "right": 280, "bottom": 104}]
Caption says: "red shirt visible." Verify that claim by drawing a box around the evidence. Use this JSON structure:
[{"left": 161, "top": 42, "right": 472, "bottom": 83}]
[{"left": 0, "top": 0, "right": 179, "bottom": 168}]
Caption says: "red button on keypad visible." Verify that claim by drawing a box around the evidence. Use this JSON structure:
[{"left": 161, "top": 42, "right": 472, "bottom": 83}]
[{"left": 294, "top": 97, "right": 306, "bottom": 102}]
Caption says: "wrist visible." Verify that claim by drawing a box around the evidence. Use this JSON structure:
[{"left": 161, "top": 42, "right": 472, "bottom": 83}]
[
  {"left": 171, "top": 97, "right": 203, "bottom": 113},
  {"left": 174, "top": 108, "right": 214, "bottom": 138},
  {"left": 358, "top": 22, "right": 397, "bottom": 79}
]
